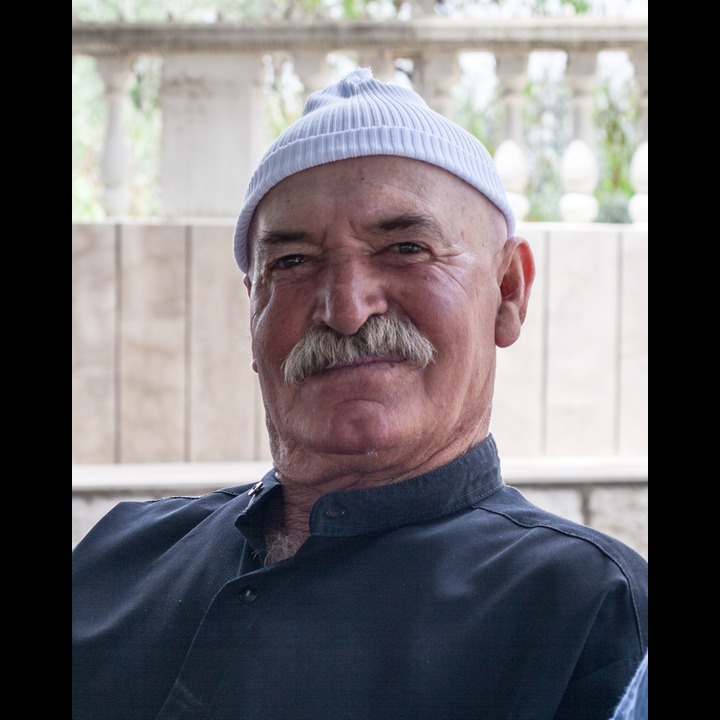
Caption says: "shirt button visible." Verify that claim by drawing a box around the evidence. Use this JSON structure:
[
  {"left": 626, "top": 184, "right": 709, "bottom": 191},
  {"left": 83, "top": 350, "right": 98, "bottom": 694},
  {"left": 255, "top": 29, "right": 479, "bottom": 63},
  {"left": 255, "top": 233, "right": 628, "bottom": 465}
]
[
  {"left": 239, "top": 585, "right": 259, "bottom": 603},
  {"left": 324, "top": 508, "right": 347, "bottom": 518},
  {"left": 248, "top": 481, "right": 264, "bottom": 497}
]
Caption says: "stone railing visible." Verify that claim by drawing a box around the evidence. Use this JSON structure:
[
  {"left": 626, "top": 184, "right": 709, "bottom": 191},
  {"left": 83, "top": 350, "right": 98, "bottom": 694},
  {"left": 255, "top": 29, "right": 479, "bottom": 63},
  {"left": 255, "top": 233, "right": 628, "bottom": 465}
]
[
  {"left": 71, "top": 14, "right": 648, "bottom": 224},
  {"left": 72, "top": 455, "right": 648, "bottom": 557}
]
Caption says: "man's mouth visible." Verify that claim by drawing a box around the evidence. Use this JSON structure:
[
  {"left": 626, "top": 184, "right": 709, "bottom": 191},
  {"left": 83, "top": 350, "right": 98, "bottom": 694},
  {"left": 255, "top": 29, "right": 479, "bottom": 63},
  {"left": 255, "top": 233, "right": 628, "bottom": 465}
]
[{"left": 311, "top": 355, "right": 407, "bottom": 376}]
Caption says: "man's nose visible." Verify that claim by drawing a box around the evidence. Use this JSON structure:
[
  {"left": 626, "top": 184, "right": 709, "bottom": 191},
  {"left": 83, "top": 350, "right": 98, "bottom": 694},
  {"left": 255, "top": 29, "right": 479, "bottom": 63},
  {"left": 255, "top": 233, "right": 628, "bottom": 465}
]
[{"left": 312, "top": 255, "right": 389, "bottom": 336}]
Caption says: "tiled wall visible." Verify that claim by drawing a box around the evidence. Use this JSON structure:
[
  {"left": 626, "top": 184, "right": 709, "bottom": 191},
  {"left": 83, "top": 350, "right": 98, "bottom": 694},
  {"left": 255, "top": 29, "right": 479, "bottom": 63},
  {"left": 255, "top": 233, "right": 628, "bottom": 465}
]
[{"left": 72, "top": 221, "right": 648, "bottom": 463}]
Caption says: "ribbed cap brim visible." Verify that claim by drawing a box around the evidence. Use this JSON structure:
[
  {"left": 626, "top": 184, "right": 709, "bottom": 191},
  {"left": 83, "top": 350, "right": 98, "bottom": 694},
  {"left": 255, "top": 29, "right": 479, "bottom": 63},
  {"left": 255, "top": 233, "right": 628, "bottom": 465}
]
[{"left": 233, "top": 67, "right": 515, "bottom": 273}]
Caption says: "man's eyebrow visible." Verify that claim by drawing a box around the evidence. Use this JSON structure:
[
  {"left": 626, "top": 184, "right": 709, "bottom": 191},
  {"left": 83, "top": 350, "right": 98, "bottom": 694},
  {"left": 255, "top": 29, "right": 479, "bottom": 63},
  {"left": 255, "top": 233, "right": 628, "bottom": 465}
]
[
  {"left": 375, "top": 214, "right": 444, "bottom": 239},
  {"left": 254, "top": 229, "right": 308, "bottom": 250}
]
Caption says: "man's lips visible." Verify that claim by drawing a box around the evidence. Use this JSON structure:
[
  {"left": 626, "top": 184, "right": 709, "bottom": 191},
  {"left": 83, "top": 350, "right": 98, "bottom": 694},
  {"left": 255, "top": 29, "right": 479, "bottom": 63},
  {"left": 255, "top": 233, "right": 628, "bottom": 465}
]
[{"left": 312, "top": 355, "right": 407, "bottom": 375}]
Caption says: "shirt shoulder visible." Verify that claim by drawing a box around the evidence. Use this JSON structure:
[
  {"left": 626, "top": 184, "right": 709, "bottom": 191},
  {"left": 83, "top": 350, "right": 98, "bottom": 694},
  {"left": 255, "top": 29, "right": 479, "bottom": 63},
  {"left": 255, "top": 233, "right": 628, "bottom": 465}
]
[
  {"left": 476, "top": 486, "right": 647, "bottom": 616},
  {"left": 478, "top": 484, "right": 646, "bottom": 567},
  {"left": 72, "top": 483, "right": 254, "bottom": 559}
]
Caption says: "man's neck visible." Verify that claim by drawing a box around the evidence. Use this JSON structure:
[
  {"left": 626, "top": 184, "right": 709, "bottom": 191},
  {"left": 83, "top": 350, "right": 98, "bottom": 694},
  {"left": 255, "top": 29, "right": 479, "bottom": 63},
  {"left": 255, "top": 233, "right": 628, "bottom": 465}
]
[
  {"left": 262, "top": 485, "right": 314, "bottom": 565},
  {"left": 262, "top": 432, "right": 489, "bottom": 563}
]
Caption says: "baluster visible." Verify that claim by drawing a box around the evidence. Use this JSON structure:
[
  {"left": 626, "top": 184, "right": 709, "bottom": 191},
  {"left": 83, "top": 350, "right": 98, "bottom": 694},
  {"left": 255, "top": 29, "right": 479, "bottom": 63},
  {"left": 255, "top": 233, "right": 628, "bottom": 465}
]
[
  {"left": 292, "top": 51, "right": 333, "bottom": 101},
  {"left": 356, "top": 50, "right": 396, "bottom": 82},
  {"left": 406, "top": 0, "right": 437, "bottom": 15},
  {"left": 412, "top": 50, "right": 461, "bottom": 119},
  {"left": 96, "top": 55, "right": 133, "bottom": 217},
  {"left": 628, "top": 49, "right": 648, "bottom": 223},
  {"left": 560, "top": 50, "right": 599, "bottom": 222},
  {"left": 494, "top": 50, "right": 531, "bottom": 223}
]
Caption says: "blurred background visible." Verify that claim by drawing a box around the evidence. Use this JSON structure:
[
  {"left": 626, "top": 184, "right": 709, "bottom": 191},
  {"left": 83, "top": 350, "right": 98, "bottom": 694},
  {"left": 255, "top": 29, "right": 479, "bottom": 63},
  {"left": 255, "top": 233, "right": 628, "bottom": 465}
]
[{"left": 72, "top": 0, "right": 648, "bottom": 554}]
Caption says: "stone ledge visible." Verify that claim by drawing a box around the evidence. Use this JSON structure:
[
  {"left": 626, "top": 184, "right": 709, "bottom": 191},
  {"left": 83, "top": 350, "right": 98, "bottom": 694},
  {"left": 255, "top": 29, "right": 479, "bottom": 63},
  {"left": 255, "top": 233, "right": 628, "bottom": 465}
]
[
  {"left": 72, "top": 17, "right": 648, "bottom": 56},
  {"left": 72, "top": 456, "right": 648, "bottom": 494}
]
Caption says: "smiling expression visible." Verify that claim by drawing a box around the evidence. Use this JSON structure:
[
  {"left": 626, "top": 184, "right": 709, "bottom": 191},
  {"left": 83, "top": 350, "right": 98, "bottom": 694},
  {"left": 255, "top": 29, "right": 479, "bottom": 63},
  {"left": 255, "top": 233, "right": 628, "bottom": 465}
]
[{"left": 244, "top": 156, "right": 532, "bottom": 483}]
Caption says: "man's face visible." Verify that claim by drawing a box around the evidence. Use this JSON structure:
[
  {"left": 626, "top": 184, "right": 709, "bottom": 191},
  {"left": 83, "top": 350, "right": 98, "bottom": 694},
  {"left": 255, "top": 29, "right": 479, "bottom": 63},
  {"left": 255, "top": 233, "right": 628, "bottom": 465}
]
[{"left": 245, "top": 156, "right": 514, "bottom": 473}]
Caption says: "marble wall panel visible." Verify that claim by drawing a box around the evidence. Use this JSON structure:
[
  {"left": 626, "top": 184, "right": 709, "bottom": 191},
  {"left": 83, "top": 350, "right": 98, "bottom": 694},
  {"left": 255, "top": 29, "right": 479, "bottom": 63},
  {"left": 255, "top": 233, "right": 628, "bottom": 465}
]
[
  {"left": 119, "top": 224, "right": 187, "bottom": 461},
  {"left": 545, "top": 225, "right": 619, "bottom": 455},
  {"left": 618, "top": 228, "right": 648, "bottom": 456},
  {"left": 72, "top": 224, "right": 117, "bottom": 463},
  {"left": 189, "top": 224, "right": 258, "bottom": 460},
  {"left": 72, "top": 222, "right": 647, "bottom": 463}
]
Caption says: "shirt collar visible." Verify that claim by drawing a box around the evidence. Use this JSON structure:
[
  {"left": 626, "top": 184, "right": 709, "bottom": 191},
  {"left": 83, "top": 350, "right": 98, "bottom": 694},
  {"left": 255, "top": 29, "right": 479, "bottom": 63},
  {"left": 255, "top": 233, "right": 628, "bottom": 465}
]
[{"left": 235, "top": 434, "right": 504, "bottom": 542}]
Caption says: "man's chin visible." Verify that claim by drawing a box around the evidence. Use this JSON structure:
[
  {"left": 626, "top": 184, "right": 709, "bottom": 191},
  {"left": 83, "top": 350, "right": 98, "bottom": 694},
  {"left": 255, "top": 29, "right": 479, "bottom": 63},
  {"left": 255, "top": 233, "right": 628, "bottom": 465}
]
[{"left": 300, "top": 412, "right": 410, "bottom": 457}]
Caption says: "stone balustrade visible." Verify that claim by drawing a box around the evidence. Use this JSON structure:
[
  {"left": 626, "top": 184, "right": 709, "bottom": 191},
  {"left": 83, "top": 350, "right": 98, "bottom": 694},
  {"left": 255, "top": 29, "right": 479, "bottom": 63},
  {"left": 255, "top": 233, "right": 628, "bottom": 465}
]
[
  {"left": 71, "top": 14, "right": 648, "bottom": 225},
  {"left": 72, "top": 456, "right": 648, "bottom": 558}
]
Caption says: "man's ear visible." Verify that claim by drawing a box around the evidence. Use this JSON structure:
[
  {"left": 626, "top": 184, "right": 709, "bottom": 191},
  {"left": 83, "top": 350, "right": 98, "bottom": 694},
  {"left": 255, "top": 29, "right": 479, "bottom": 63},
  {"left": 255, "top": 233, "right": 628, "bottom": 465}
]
[
  {"left": 242, "top": 274, "right": 258, "bottom": 373},
  {"left": 495, "top": 238, "right": 536, "bottom": 349}
]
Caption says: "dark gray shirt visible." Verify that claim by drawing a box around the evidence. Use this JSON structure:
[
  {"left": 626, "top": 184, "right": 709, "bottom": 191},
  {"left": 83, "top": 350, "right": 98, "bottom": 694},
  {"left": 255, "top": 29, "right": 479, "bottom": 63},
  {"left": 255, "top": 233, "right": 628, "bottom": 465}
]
[{"left": 72, "top": 435, "right": 648, "bottom": 720}]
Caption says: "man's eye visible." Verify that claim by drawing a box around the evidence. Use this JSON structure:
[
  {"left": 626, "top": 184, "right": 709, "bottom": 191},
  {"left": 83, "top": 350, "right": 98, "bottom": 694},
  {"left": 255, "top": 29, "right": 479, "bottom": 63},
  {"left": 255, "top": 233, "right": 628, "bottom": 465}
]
[
  {"left": 275, "top": 255, "right": 305, "bottom": 269},
  {"left": 395, "top": 242, "right": 422, "bottom": 254}
]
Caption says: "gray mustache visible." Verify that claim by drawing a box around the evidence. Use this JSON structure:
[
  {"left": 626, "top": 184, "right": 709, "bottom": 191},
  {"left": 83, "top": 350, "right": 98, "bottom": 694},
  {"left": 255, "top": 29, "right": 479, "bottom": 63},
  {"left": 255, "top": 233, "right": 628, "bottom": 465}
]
[{"left": 282, "top": 314, "right": 436, "bottom": 385}]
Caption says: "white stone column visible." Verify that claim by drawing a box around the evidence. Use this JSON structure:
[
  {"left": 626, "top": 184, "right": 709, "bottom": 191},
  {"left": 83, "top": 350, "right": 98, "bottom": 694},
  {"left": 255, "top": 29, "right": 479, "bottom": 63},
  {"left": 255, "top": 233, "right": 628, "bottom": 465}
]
[
  {"left": 96, "top": 55, "right": 133, "bottom": 217},
  {"left": 559, "top": 50, "right": 599, "bottom": 222},
  {"left": 292, "top": 51, "right": 333, "bottom": 101},
  {"left": 411, "top": 50, "right": 460, "bottom": 119},
  {"left": 356, "top": 49, "right": 396, "bottom": 82},
  {"left": 494, "top": 50, "right": 530, "bottom": 222},
  {"left": 407, "top": 0, "right": 437, "bottom": 15},
  {"left": 628, "top": 49, "right": 648, "bottom": 223},
  {"left": 159, "top": 53, "right": 267, "bottom": 218}
]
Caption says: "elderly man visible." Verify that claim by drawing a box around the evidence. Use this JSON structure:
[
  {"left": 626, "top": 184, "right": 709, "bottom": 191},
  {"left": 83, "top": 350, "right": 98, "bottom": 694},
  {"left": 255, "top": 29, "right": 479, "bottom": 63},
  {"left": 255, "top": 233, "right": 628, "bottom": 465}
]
[{"left": 72, "top": 68, "right": 648, "bottom": 720}]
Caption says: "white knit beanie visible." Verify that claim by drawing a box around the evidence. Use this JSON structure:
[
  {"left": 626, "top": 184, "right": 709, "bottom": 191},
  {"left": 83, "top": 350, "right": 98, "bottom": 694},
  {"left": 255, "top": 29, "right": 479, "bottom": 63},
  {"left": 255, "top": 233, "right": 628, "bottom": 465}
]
[{"left": 233, "top": 66, "right": 515, "bottom": 273}]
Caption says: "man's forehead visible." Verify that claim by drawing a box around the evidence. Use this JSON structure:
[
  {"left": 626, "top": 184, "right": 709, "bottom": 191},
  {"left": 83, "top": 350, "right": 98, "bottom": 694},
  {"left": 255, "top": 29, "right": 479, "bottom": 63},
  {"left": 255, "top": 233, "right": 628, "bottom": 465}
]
[
  {"left": 256, "top": 156, "right": 495, "bottom": 217},
  {"left": 272, "top": 155, "right": 464, "bottom": 184}
]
